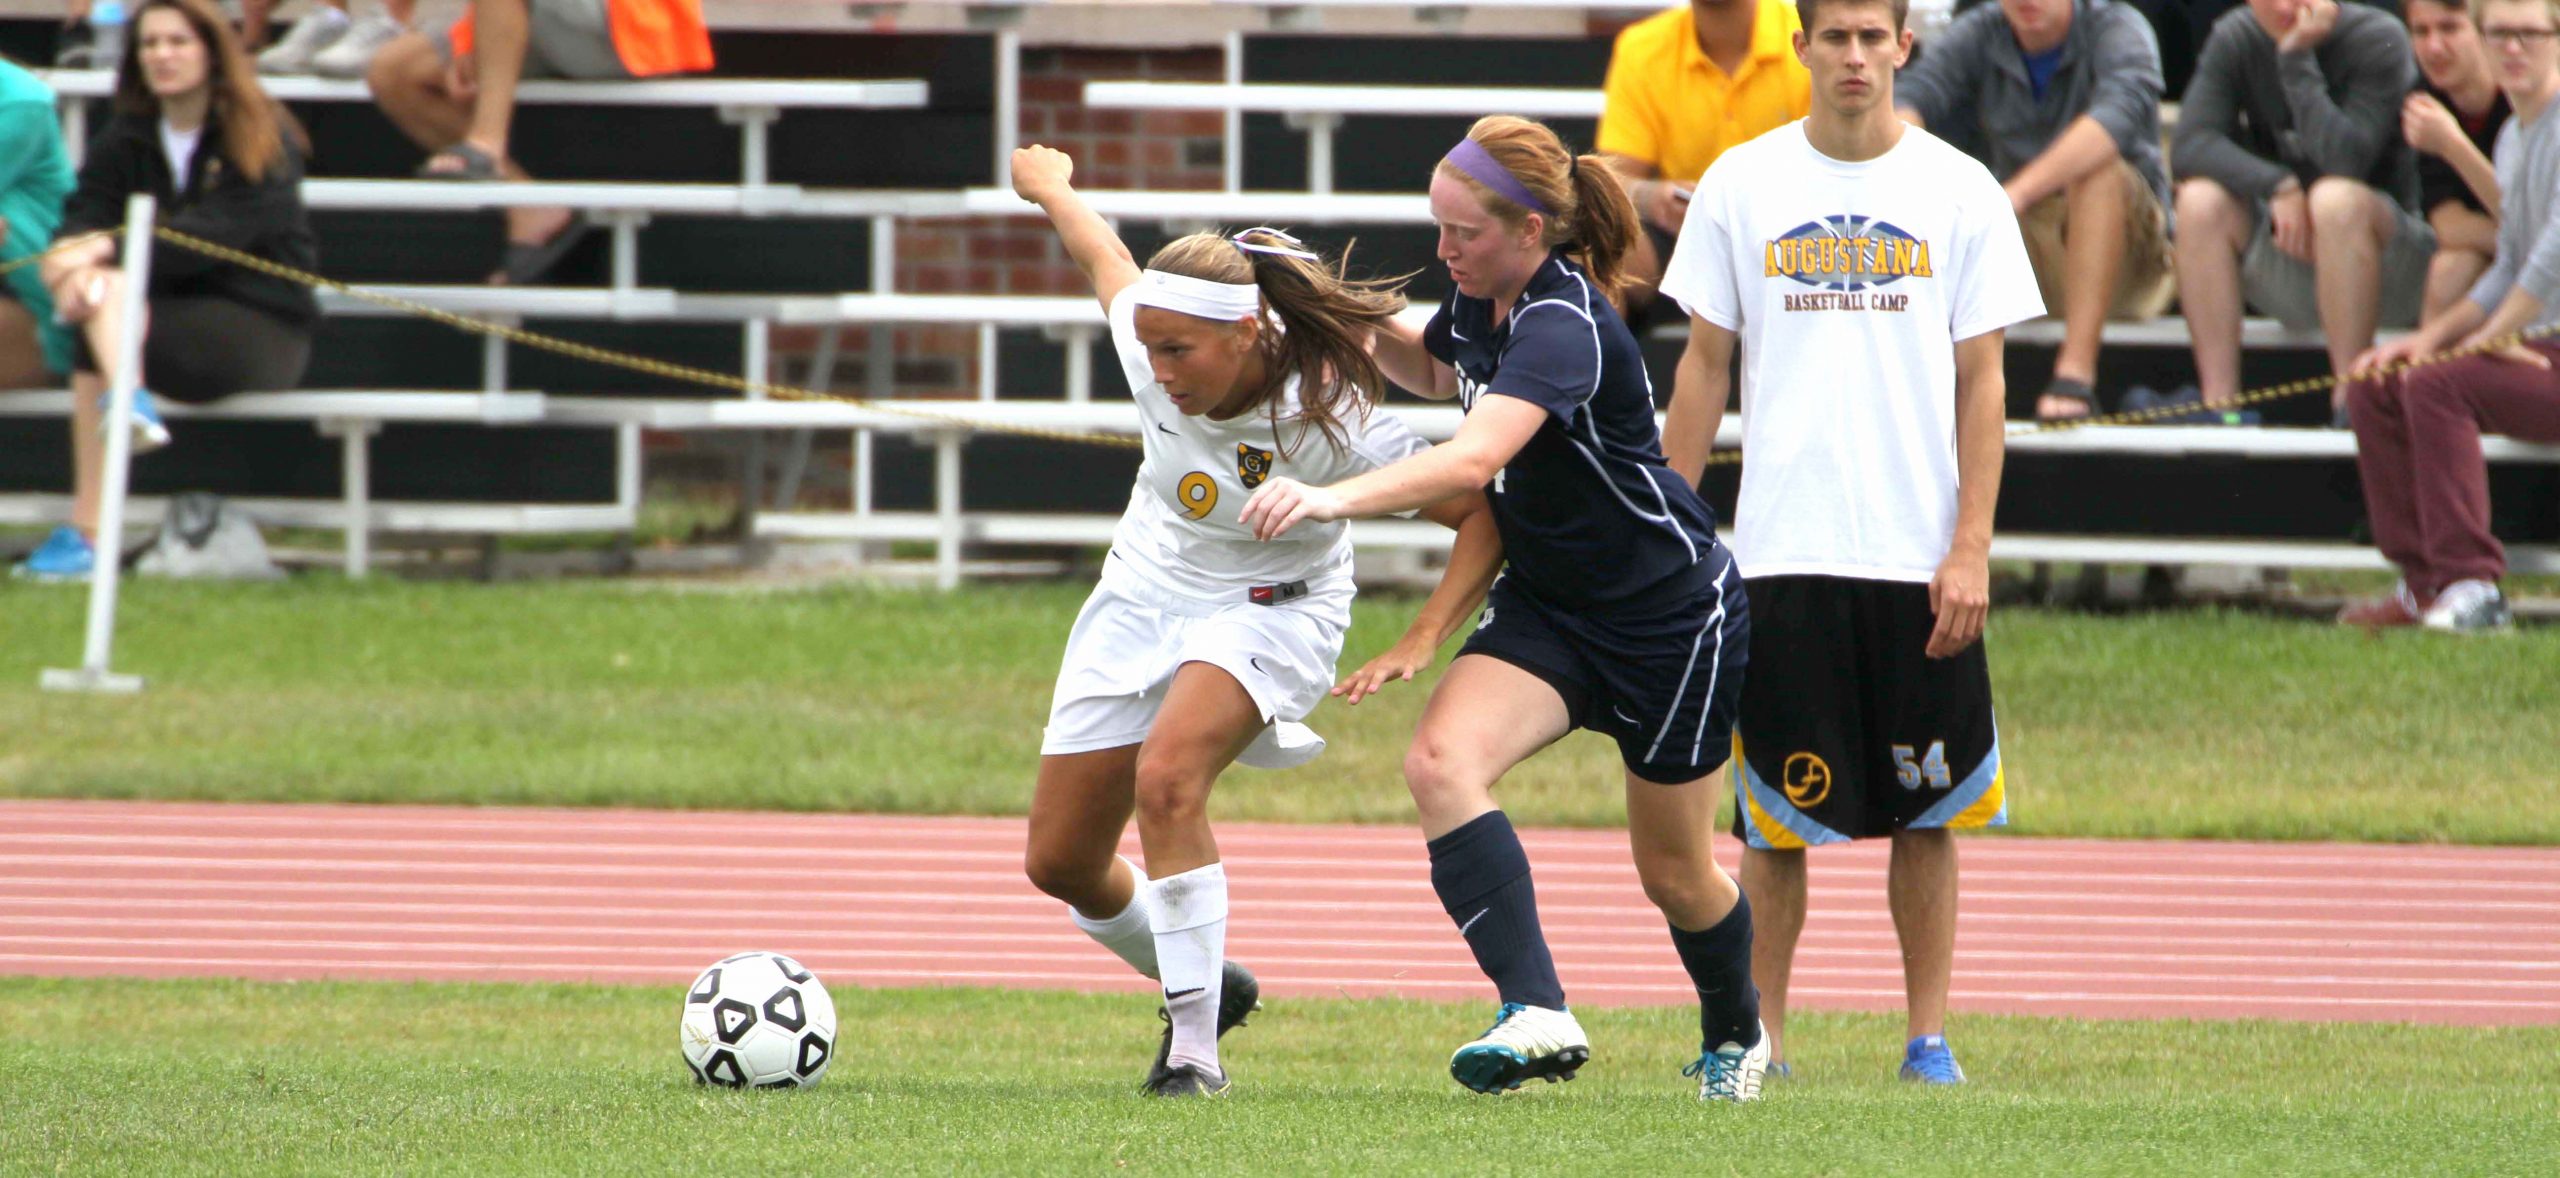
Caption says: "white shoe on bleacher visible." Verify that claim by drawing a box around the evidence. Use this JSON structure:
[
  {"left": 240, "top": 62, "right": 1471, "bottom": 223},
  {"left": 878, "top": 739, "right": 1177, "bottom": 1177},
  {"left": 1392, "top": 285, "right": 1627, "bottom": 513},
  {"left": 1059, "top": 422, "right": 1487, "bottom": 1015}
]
[
  {"left": 309, "top": 15, "right": 404, "bottom": 78},
  {"left": 257, "top": 9, "right": 349, "bottom": 75}
]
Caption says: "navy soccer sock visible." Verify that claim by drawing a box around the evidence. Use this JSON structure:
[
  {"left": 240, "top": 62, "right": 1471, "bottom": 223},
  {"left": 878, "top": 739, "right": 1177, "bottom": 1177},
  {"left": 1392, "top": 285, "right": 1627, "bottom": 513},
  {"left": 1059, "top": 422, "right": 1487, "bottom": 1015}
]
[
  {"left": 1426, "top": 810, "right": 1566, "bottom": 1010},
  {"left": 1667, "top": 892, "right": 1763, "bottom": 1051}
]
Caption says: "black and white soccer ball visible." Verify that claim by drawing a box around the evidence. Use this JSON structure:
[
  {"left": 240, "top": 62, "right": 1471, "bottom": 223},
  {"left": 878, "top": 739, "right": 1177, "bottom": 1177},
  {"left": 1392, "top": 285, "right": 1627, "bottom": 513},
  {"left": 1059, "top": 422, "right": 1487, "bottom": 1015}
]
[{"left": 679, "top": 952, "right": 837, "bottom": 1089}]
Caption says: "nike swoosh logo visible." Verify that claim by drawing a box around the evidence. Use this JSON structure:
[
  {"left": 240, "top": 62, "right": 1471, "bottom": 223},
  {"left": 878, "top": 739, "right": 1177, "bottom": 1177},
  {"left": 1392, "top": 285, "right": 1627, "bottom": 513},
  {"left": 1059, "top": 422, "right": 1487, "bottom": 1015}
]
[
  {"left": 1248, "top": 656, "right": 1267, "bottom": 674},
  {"left": 1156, "top": 423, "right": 1178, "bottom": 435},
  {"left": 1456, "top": 908, "right": 1489, "bottom": 937},
  {"left": 1164, "top": 987, "right": 1206, "bottom": 1000}
]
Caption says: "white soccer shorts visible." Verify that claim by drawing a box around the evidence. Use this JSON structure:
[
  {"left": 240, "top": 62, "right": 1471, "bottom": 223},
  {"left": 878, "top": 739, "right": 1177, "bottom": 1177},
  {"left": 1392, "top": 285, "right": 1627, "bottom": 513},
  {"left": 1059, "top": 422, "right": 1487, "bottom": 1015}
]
[{"left": 1041, "top": 562, "right": 1348, "bottom": 770}]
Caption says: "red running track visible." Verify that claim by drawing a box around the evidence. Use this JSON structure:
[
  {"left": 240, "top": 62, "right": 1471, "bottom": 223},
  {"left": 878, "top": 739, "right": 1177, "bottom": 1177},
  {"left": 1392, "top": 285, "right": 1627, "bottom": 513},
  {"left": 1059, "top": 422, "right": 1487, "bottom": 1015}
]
[{"left": 3, "top": 799, "right": 2556, "bottom": 1025}]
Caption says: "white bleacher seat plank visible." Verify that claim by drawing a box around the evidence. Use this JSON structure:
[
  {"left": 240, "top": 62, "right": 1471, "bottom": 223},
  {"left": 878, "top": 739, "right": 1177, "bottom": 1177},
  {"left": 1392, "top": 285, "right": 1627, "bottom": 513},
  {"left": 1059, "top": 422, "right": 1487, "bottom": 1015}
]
[
  {"left": 0, "top": 389, "right": 544, "bottom": 425},
  {"left": 1083, "top": 81, "right": 1601, "bottom": 192},
  {"left": 0, "top": 389, "right": 624, "bottom": 577},
  {"left": 1083, "top": 81, "right": 1602, "bottom": 118},
  {"left": 37, "top": 70, "right": 927, "bottom": 109},
  {"left": 958, "top": 186, "right": 1429, "bottom": 222},
  {"left": 36, "top": 70, "right": 927, "bottom": 187}
]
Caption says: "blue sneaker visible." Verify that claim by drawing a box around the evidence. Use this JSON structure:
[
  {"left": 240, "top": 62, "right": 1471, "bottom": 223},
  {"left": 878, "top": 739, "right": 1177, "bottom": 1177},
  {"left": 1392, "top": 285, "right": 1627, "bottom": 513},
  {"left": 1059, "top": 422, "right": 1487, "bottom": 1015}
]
[
  {"left": 1765, "top": 1060, "right": 1795, "bottom": 1083},
  {"left": 1683, "top": 1020, "right": 1771, "bottom": 1102},
  {"left": 13, "top": 526, "right": 95, "bottom": 582},
  {"left": 98, "top": 387, "right": 172, "bottom": 454},
  {"left": 1900, "top": 1034, "right": 1966, "bottom": 1085},
  {"left": 2153, "top": 385, "right": 2262, "bottom": 427}
]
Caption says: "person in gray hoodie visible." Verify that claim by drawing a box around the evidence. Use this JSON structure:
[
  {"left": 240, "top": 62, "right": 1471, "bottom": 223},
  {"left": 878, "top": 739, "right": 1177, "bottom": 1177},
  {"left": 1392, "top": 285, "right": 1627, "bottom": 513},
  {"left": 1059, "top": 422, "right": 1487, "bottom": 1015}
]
[
  {"left": 2172, "top": 0, "right": 2432, "bottom": 418},
  {"left": 1898, "top": 0, "right": 2172, "bottom": 421}
]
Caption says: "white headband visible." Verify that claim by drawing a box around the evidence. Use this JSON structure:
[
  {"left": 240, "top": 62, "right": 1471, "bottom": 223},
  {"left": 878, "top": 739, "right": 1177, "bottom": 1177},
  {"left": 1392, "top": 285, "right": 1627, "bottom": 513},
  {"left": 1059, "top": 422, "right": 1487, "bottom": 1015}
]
[
  {"left": 1127, "top": 230, "right": 1321, "bottom": 321},
  {"left": 1129, "top": 269, "right": 1261, "bottom": 321}
]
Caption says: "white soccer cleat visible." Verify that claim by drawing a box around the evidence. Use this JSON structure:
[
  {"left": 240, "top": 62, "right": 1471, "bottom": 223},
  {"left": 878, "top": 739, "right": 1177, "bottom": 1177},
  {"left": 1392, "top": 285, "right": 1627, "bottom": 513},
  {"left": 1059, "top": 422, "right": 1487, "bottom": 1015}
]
[
  {"left": 1449, "top": 1002, "right": 1589, "bottom": 1093},
  {"left": 1684, "top": 1021, "right": 1771, "bottom": 1102}
]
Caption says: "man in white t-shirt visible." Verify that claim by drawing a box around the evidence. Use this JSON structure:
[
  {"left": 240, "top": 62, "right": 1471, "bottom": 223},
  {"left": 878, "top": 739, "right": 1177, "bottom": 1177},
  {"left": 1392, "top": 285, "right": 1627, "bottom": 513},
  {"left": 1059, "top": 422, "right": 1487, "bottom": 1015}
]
[{"left": 1657, "top": 0, "right": 2043, "bottom": 1086}]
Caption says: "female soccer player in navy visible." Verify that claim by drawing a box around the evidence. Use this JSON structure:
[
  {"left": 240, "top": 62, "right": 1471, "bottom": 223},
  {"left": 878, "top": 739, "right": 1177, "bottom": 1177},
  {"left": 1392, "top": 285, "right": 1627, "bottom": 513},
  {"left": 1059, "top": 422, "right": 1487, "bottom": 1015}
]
[
  {"left": 1010, "top": 145, "right": 1503, "bottom": 1098},
  {"left": 1240, "top": 115, "right": 1768, "bottom": 1102}
]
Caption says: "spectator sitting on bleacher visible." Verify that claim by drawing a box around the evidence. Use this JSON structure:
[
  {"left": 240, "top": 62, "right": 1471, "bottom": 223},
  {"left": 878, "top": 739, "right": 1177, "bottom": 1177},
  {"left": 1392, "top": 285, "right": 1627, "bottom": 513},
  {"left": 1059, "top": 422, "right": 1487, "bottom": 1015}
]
[
  {"left": 17, "top": 0, "right": 319, "bottom": 583},
  {"left": 2171, "top": 0, "right": 2431, "bottom": 422},
  {"left": 1597, "top": 0, "right": 1810, "bottom": 323},
  {"left": 248, "top": 0, "right": 417, "bottom": 80},
  {"left": 2404, "top": 0, "right": 2509, "bottom": 318},
  {"left": 365, "top": 0, "right": 713, "bottom": 285},
  {"left": 1897, "top": 0, "right": 2175, "bottom": 423},
  {"left": 2336, "top": 0, "right": 2560, "bottom": 635},
  {"left": 0, "top": 58, "right": 76, "bottom": 394}
]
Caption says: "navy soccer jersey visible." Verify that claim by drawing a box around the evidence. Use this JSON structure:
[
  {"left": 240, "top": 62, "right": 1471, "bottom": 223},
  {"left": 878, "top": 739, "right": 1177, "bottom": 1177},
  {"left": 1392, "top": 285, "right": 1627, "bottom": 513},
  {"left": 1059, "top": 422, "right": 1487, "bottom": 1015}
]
[{"left": 1424, "top": 251, "right": 1721, "bottom": 610}]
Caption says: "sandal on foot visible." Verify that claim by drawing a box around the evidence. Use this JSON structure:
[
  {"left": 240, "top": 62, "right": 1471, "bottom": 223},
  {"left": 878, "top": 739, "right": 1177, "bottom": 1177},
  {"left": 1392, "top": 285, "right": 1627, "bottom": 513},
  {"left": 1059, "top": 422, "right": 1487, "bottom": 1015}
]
[
  {"left": 418, "top": 141, "right": 504, "bottom": 181},
  {"left": 2037, "top": 377, "right": 2096, "bottom": 423},
  {"left": 495, "top": 220, "right": 597, "bottom": 286}
]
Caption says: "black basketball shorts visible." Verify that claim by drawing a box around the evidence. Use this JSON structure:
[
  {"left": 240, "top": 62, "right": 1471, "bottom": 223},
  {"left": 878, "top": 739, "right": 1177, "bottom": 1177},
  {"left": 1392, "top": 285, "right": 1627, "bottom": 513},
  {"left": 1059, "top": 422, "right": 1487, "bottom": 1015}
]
[
  {"left": 1456, "top": 552, "right": 1749, "bottom": 786},
  {"left": 1729, "top": 574, "right": 2004, "bottom": 849}
]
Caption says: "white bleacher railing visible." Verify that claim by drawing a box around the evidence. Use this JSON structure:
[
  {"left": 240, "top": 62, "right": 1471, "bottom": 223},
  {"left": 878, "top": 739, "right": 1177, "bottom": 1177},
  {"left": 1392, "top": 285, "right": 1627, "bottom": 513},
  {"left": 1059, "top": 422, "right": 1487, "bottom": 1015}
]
[
  {"left": 535, "top": 398, "right": 2560, "bottom": 590},
  {"left": 34, "top": 70, "right": 929, "bottom": 187},
  {"left": 1082, "top": 81, "right": 1602, "bottom": 193}
]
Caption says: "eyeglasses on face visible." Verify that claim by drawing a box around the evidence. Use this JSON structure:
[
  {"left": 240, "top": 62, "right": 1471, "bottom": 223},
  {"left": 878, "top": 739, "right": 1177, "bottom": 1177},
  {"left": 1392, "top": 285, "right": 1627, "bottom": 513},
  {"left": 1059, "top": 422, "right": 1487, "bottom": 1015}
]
[{"left": 2482, "top": 26, "right": 2560, "bottom": 48}]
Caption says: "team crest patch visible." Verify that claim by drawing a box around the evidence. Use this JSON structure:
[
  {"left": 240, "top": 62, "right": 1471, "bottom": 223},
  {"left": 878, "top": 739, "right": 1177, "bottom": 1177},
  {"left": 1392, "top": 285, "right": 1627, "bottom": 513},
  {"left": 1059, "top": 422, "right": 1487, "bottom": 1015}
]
[{"left": 1235, "top": 443, "right": 1274, "bottom": 489}]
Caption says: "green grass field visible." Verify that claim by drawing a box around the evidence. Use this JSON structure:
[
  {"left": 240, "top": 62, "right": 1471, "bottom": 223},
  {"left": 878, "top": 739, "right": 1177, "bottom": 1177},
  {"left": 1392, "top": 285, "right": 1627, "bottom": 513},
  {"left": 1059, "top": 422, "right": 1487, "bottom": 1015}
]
[
  {"left": 4, "top": 578, "right": 2555, "bottom": 842},
  {"left": 2, "top": 977, "right": 2551, "bottom": 1176}
]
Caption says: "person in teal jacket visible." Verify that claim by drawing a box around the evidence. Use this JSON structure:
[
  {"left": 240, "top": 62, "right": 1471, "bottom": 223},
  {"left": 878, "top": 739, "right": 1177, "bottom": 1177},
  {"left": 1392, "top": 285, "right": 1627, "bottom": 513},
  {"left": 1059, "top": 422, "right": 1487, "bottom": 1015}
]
[{"left": 0, "top": 57, "right": 76, "bottom": 390}]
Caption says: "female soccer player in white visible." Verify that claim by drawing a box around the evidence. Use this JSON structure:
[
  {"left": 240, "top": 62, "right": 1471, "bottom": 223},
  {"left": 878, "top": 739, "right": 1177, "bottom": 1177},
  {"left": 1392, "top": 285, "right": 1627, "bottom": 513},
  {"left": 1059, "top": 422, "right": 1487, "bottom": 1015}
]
[
  {"left": 1010, "top": 145, "right": 1503, "bottom": 1098},
  {"left": 1242, "top": 116, "right": 1769, "bottom": 1102}
]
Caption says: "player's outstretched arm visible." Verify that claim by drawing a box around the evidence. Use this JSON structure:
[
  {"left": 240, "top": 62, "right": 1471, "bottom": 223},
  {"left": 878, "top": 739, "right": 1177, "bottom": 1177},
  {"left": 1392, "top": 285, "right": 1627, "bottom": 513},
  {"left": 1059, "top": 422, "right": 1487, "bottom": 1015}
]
[
  {"left": 1334, "top": 490, "right": 1503, "bottom": 705},
  {"left": 1011, "top": 145, "right": 1142, "bottom": 315},
  {"left": 1238, "top": 396, "right": 1546, "bottom": 539},
  {"left": 1372, "top": 311, "right": 1460, "bottom": 400},
  {"left": 1663, "top": 315, "right": 1736, "bottom": 489},
  {"left": 1929, "top": 329, "right": 2008, "bottom": 659}
]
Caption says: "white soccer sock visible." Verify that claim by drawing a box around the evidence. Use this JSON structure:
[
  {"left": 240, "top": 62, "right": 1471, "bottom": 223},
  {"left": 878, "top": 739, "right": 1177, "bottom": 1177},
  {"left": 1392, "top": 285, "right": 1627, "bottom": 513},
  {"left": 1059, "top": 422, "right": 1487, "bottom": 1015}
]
[
  {"left": 1148, "top": 861, "right": 1229, "bottom": 1073},
  {"left": 1067, "top": 855, "right": 1159, "bottom": 980}
]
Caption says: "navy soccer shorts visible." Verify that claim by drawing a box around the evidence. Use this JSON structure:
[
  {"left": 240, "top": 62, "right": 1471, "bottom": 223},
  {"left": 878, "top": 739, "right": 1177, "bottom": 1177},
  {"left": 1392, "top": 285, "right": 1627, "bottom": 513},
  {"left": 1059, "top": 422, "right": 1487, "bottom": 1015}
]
[{"left": 1457, "top": 553, "right": 1749, "bottom": 786}]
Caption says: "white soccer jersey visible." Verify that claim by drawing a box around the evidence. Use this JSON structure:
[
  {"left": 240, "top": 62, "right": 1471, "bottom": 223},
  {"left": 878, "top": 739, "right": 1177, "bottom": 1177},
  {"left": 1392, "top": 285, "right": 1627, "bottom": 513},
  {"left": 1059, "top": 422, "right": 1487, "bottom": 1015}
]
[
  {"left": 1105, "top": 285, "right": 1430, "bottom": 599},
  {"left": 1660, "top": 122, "right": 2043, "bottom": 583}
]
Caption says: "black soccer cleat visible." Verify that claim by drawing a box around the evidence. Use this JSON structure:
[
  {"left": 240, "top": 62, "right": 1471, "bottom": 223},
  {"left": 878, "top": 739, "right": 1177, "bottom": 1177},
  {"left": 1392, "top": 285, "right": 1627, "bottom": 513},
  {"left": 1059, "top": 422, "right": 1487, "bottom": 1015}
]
[
  {"left": 1144, "top": 960, "right": 1261, "bottom": 1089},
  {"left": 1141, "top": 1061, "right": 1232, "bottom": 1098}
]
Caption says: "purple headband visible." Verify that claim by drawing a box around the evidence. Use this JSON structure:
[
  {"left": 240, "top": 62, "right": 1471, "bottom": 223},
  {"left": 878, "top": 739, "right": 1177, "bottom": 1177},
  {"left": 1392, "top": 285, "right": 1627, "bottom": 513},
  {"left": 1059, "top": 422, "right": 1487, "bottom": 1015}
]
[{"left": 1442, "top": 137, "right": 1550, "bottom": 217}]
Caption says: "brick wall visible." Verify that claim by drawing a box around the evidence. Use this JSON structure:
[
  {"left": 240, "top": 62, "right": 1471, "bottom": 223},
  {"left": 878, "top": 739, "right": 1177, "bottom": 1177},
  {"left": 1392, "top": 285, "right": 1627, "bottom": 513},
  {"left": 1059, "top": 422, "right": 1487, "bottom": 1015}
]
[{"left": 780, "top": 47, "right": 1227, "bottom": 399}]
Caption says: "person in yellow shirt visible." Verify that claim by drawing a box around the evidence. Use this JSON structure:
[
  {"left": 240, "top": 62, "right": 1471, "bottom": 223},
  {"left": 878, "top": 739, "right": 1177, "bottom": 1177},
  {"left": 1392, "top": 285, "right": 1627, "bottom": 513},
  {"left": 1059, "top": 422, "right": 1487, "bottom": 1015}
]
[{"left": 1600, "top": 0, "right": 1812, "bottom": 320}]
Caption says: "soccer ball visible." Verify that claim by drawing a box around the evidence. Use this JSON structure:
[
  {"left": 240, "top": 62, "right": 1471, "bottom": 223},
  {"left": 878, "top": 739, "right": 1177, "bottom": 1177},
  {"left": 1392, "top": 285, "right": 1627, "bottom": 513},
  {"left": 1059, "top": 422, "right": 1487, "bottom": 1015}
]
[{"left": 679, "top": 952, "right": 837, "bottom": 1089}]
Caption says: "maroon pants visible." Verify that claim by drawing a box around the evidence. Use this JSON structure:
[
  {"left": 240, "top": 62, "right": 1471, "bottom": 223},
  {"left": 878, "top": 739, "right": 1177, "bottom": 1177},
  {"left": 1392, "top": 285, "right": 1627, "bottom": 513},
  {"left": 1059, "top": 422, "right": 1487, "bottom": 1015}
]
[{"left": 2345, "top": 340, "right": 2560, "bottom": 599}]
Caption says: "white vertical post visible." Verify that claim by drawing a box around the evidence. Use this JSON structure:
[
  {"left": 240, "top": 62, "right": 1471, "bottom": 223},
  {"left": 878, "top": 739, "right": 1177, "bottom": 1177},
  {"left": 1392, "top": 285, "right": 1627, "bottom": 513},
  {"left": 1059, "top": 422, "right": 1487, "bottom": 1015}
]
[
  {"left": 716, "top": 106, "right": 778, "bottom": 189},
  {"left": 849, "top": 426, "right": 873, "bottom": 568},
  {"left": 933, "top": 429, "right": 965, "bottom": 590},
  {"left": 977, "top": 324, "right": 998, "bottom": 401},
  {"left": 743, "top": 318, "right": 770, "bottom": 399},
  {"left": 868, "top": 214, "right": 896, "bottom": 293},
  {"left": 1067, "top": 326, "right": 1093, "bottom": 402},
  {"left": 42, "top": 194, "right": 155, "bottom": 694},
  {"left": 1222, "top": 29, "right": 1244, "bottom": 192},
  {"left": 993, "top": 27, "right": 1021, "bottom": 187},
  {"left": 1288, "top": 112, "right": 1342, "bottom": 195},
  {"left": 616, "top": 424, "right": 643, "bottom": 516},
  {"left": 325, "top": 419, "right": 378, "bottom": 579},
  {"left": 854, "top": 429, "right": 874, "bottom": 518},
  {"left": 606, "top": 213, "right": 645, "bottom": 294}
]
